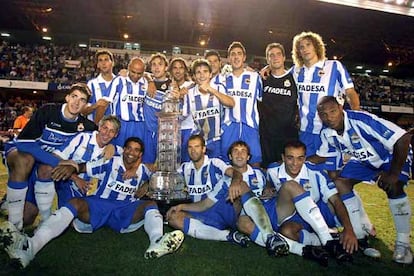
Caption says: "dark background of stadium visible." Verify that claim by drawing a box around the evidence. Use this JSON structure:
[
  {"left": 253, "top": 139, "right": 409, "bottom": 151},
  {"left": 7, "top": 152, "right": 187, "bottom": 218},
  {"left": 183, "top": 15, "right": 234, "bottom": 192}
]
[{"left": 1, "top": 0, "right": 413, "bottom": 78}]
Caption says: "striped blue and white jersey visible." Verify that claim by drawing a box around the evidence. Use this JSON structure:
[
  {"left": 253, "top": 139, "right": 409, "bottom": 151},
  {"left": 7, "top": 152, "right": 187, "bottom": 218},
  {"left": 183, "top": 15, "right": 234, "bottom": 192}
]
[
  {"left": 210, "top": 74, "right": 226, "bottom": 87},
  {"left": 53, "top": 130, "right": 123, "bottom": 181},
  {"left": 267, "top": 162, "right": 337, "bottom": 203},
  {"left": 86, "top": 156, "right": 151, "bottom": 201},
  {"left": 317, "top": 110, "right": 408, "bottom": 168},
  {"left": 178, "top": 155, "right": 230, "bottom": 202},
  {"left": 292, "top": 60, "right": 354, "bottom": 134},
  {"left": 208, "top": 165, "right": 266, "bottom": 202},
  {"left": 180, "top": 81, "right": 196, "bottom": 130},
  {"left": 183, "top": 83, "right": 227, "bottom": 144},
  {"left": 224, "top": 70, "right": 262, "bottom": 129},
  {"left": 87, "top": 73, "right": 116, "bottom": 121},
  {"left": 111, "top": 75, "right": 148, "bottom": 122}
]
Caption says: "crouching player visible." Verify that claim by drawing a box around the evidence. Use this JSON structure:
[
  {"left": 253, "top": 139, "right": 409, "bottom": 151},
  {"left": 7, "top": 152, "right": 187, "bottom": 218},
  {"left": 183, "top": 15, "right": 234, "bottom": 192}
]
[{"left": 0, "top": 137, "right": 184, "bottom": 268}]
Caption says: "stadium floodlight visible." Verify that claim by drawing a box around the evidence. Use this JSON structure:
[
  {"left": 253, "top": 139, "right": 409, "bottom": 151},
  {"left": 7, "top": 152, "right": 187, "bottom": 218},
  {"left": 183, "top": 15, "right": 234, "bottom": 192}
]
[
  {"left": 356, "top": 65, "right": 363, "bottom": 69},
  {"left": 78, "top": 43, "right": 87, "bottom": 48},
  {"left": 42, "top": 36, "right": 52, "bottom": 40},
  {"left": 1, "top": 33, "right": 10, "bottom": 37}
]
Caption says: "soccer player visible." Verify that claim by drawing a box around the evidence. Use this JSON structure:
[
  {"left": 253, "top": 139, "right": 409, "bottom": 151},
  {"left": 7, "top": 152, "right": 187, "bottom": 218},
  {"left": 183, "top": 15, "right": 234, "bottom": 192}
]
[
  {"left": 183, "top": 59, "right": 234, "bottom": 157},
  {"left": 168, "top": 57, "right": 194, "bottom": 162},
  {"left": 291, "top": 31, "right": 360, "bottom": 170},
  {"left": 166, "top": 135, "right": 248, "bottom": 246},
  {"left": 82, "top": 50, "right": 116, "bottom": 124},
  {"left": 259, "top": 43, "right": 298, "bottom": 167},
  {"left": 5, "top": 83, "right": 97, "bottom": 230},
  {"left": 0, "top": 137, "right": 184, "bottom": 268},
  {"left": 232, "top": 140, "right": 354, "bottom": 264},
  {"left": 12, "top": 106, "right": 33, "bottom": 136},
  {"left": 167, "top": 140, "right": 289, "bottom": 256},
  {"left": 143, "top": 53, "right": 171, "bottom": 165},
  {"left": 52, "top": 115, "right": 122, "bottom": 207},
  {"left": 311, "top": 96, "right": 412, "bottom": 264},
  {"left": 111, "top": 57, "right": 149, "bottom": 147},
  {"left": 221, "top": 42, "right": 263, "bottom": 166},
  {"left": 205, "top": 50, "right": 225, "bottom": 86}
]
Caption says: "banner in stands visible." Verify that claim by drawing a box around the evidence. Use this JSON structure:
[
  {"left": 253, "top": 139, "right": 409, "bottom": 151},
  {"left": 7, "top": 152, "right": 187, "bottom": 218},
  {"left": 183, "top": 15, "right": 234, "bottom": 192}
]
[
  {"left": 0, "top": 80, "right": 48, "bottom": 90},
  {"left": 64, "top": 60, "right": 81, "bottom": 68},
  {"left": 381, "top": 105, "right": 413, "bottom": 114},
  {"left": 48, "top": 83, "right": 72, "bottom": 91}
]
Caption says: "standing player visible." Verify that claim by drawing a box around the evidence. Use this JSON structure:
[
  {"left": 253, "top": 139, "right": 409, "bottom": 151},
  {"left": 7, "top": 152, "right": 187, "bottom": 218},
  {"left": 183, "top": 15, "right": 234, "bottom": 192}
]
[
  {"left": 312, "top": 96, "right": 412, "bottom": 264},
  {"left": 183, "top": 59, "right": 234, "bottom": 157},
  {"left": 143, "top": 53, "right": 171, "bottom": 165},
  {"left": 205, "top": 50, "right": 225, "bottom": 86},
  {"left": 168, "top": 57, "right": 194, "bottom": 162},
  {"left": 291, "top": 31, "right": 360, "bottom": 170},
  {"left": 221, "top": 42, "right": 263, "bottom": 167},
  {"left": 5, "top": 83, "right": 97, "bottom": 230},
  {"left": 82, "top": 50, "right": 116, "bottom": 124},
  {"left": 0, "top": 137, "right": 184, "bottom": 268},
  {"left": 259, "top": 43, "right": 298, "bottom": 167},
  {"left": 111, "top": 57, "right": 149, "bottom": 147}
]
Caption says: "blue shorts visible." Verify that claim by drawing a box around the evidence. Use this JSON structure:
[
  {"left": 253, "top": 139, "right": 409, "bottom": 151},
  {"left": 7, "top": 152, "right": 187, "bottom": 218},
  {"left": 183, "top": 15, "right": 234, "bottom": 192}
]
[
  {"left": 340, "top": 159, "right": 410, "bottom": 183},
  {"left": 113, "top": 121, "right": 145, "bottom": 147},
  {"left": 188, "top": 198, "right": 238, "bottom": 230},
  {"left": 206, "top": 140, "right": 221, "bottom": 159},
  {"left": 299, "top": 131, "right": 340, "bottom": 171},
  {"left": 56, "top": 180, "right": 86, "bottom": 208},
  {"left": 143, "top": 130, "right": 157, "bottom": 164},
  {"left": 221, "top": 122, "right": 262, "bottom": 164},
  {"left": 84, "top": 196, "right": 147, "bottom": 232}
]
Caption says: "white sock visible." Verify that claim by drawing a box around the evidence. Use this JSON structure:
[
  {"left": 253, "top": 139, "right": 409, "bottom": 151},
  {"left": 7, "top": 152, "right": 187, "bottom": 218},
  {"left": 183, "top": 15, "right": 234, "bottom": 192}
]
[
  {"left": 144, "top": 208, "right": 164, "bottom": 245},
  {"left": 354, "top": 191, "right": 374, "bottom": 234},
  {"left": 294, "top": 194, "right": 332, "bottom": 245},
  {"left": 186, "top": 218, "right": 229, "bottom": 241},
  {"left": 242, "top": 195, "right": 274, "bottom": 244},
  {"left": 31, "top": 206, "right": 74, "bottom": 255},
  {"left": 300, "top": 229, "right": 322, "bottom": 246},
  {"left": 389, "top": 196, "right": 411, "bottom": 244},
  {"left": 7, "top": 185, "right": 27, "bottom": 230},
  {"left": 280, "top": 234, "right": 304, "bottom": 256},
  {"left": 35, "top": 180, "right": 56, "bottom": 222},
  {"left": 341, "top": 192, "right": 366, "bottom": 239},
  {"left": 250, "top": 226, "right": 266, "bottom": 247}
]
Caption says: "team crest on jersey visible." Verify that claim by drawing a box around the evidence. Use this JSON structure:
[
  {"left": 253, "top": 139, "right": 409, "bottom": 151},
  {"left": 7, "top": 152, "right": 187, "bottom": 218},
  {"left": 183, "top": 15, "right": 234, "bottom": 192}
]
[
  {"left": 302, "top": 181, "right": 312, "bottom": 191},
  {"left": 350, "top": 133, "right": 360, "bottom": 143},
  {"left": 252, "top": 178, "right": 259, "bottom": 184},
  {"left": 77, "top": 123, "right": 85, "bottom": 131},
  {"left": 244, "top": 77, "right": 251, "bottom": 85},
  {"left": 284, "top": 79, "right": 291, "bottom": 87},
  {"left": 203, "top": 171, "right": 209, "bottom": 178},
  {"left": 161, "top": 83, "right": 167, "bottom": 90},
  {"left": 318, "top": 69, "right": 325, "bottom": 77}
]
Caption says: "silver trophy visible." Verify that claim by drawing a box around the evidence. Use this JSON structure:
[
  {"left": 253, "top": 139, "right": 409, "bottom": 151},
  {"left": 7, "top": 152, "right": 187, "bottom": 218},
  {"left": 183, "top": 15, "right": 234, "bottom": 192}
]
[{"left": 148, "top": 91, "right": 188, "bottom": 203}]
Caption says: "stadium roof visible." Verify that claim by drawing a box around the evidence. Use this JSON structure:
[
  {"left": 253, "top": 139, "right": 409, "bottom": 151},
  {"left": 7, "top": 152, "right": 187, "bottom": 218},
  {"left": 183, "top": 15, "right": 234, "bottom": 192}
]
[{"left": 1, "top": 0, "right": 413, "bottom": 75}]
